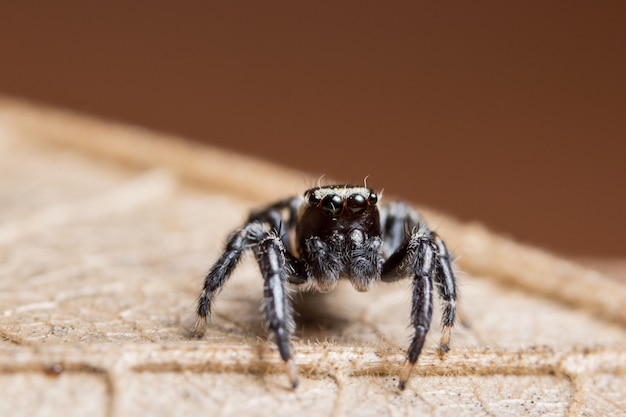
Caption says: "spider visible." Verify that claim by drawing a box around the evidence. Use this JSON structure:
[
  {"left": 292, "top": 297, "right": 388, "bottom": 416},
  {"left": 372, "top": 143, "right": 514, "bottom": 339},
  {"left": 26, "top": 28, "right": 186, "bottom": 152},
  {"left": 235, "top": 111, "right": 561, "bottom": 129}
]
[{"left": 194, "top": 184, "right": 457, "bottom": 390}]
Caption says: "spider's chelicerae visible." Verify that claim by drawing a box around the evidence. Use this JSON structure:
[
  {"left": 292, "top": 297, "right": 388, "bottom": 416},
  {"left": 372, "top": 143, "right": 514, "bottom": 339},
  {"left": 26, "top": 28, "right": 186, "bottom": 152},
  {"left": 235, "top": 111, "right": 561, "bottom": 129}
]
[{"left": 194, "top": 184, "right": 457, "bottom": 390}]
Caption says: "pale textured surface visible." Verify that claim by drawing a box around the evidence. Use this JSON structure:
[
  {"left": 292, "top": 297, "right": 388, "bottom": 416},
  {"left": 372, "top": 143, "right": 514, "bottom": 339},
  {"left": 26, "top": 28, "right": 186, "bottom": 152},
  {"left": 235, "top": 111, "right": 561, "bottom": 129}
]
[{"left": 1, "top": 98, "right": 625, "bottom": 417}]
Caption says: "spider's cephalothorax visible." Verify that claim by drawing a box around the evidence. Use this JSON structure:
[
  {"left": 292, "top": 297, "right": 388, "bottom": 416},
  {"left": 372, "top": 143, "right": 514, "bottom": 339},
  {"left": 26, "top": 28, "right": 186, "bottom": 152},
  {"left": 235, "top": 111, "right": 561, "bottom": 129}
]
[
  {"left": 195, "top": 184, "right": 457, "bottom": 390},
  {"left": 297, "top": 185, "right": 382, "bottom": 293}
]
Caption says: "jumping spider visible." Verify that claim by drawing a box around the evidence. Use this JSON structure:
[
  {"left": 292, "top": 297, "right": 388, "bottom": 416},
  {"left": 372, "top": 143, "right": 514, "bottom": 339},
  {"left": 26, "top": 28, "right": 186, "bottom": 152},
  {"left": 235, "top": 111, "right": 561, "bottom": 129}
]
[{"left": 194, "top": 184, "right": 457, "bottom": 390}]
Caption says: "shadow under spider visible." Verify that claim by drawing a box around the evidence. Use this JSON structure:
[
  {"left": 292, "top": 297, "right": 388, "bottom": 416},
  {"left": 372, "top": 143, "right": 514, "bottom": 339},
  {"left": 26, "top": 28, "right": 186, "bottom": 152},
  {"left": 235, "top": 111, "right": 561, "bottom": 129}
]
[
  {"left": 184, "top": 287, "right": 376, "bottom": 344},
  {"left": 290, "top": 290, "right": 368, "bottom": 341}
]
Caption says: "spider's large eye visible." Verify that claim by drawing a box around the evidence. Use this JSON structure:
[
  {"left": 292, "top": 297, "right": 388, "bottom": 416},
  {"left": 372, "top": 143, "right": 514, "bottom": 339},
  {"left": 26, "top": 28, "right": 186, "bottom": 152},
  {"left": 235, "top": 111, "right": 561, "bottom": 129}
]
[
  {"left": 307, "top": 191, "right": 320, "bottom": 207},
  {"left": 346, "top": 193, "right": 367, "bottom": 215},
  {"left": 321, "top": 193, "right": 343, "bottom": 216}
]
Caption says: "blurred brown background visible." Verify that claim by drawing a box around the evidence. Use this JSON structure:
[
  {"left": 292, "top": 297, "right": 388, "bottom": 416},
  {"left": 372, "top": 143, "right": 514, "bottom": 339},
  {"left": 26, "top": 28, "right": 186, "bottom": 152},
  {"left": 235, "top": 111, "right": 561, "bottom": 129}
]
[{"left": 1, "top": 2, "right": 624, "bottom": 258}]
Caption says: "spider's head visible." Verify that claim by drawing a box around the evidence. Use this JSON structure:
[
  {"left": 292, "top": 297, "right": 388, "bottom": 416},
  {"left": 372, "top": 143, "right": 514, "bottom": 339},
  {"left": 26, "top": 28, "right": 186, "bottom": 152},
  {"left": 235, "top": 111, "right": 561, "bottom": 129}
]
[{"left": 297, "top": 185, "right": 381, "bottom": 241}]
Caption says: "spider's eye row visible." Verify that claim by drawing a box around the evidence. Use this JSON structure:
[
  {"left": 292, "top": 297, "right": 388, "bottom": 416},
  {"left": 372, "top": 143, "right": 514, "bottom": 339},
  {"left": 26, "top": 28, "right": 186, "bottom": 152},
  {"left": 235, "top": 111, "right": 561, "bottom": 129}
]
[
  {"left": 313, "top": 189, "right": 377, "bottom": 216},
  {"left": 307, "top": 192, "right": 321, "bottom": 207},
  {"left": 346, "top": 193, "right": 367, "bottom": 214},
  {"left": 321, "top": 193, "right": 343, "bottom": 216}
]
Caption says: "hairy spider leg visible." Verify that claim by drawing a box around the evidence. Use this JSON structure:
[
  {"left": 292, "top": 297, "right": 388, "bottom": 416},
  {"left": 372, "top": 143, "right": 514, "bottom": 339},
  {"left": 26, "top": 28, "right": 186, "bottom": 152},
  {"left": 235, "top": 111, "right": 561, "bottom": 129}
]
[
  {"left": 249, "top": 197, "right": 308, "bottom": 284},
  {"left": 195, "top": 227, "right": 248, "bottom": 336},
  {"left": 379, "top": 202, "right": 457, "bottom": 390},
  {"left": 249, "top": 197, "right": 301, "bottom": 254},
  {"left": 380, "top": 202, "right": 457, "bottom": 335},
  {"left": 196, "top": 200, "right": 308, "bottom": 388},
  {"left": 431, "top": 234, "right": 457, "bottom": 353},
  {"left": 379, "top": 201, "right": 421, "bottom": 259},
  {"left": 255, "top": 235, "right": 299, "bottom": 387}
]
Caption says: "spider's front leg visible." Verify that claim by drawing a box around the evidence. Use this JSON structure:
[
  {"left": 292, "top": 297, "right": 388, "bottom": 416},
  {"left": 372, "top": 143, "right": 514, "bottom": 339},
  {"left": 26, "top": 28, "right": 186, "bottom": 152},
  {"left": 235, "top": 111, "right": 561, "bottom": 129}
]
[
  {"left": 398, "top": 233, "right": 436, "bottom": 390},
  {"left": 195, "top": 215, "right": 302, "bottom": 388},
  {"left": 195, "top": 197, "right": 302, "bottom": 337},
  {"left": 253, "top": 234, "right": 299, "bottom": 388},
  {"left": 381, "top": 203, "right": 457, "bottom": 390},
  {"left": 400, "top": 230, "right": 457, "bottom": 390}
]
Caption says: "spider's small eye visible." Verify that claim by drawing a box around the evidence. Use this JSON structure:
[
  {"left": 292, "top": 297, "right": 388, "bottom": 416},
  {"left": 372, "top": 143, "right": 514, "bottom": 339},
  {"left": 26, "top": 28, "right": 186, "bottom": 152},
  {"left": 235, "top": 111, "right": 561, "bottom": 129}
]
[
  {"left": 368, "top": 192, "right": 378, "bottom": 205},
  {"left": 321, "top": 194, "right": 343, "bottom": 216},
  {"left": 347, "top": 193, "right": 367, "bottom": 215},
  {"left": 307, "top": 192, "right": 321, "bottom": 207}
]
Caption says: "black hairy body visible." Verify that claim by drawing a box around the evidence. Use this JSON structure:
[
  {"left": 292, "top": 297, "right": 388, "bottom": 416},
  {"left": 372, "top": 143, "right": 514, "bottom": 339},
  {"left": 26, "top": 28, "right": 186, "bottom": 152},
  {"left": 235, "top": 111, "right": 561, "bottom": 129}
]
[{"left": 195, "top": 184, "right": 457, "bottom": 390}]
